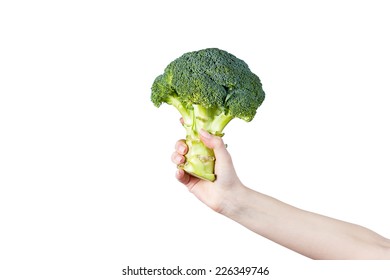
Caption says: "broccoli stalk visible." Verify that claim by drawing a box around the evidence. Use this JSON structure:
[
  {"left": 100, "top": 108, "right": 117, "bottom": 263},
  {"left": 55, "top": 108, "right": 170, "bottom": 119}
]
[
  {"left": 181, "top": 104, "right": 233, "bottom": 181},
  {"left": 164, "top": 93, "right": 233, "bottom": 181},
  {"left": 151, "top": 48, "right": 265, "bottom": 182}
]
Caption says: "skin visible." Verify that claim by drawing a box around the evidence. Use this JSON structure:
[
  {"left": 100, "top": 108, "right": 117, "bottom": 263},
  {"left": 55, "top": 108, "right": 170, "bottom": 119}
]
[{"left": 171, "top": 129, "right": 390, "bottom": 260}]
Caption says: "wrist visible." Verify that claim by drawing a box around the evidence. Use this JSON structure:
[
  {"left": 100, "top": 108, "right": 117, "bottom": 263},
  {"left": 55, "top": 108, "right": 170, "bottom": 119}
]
[{"left": 218, "top": 183, "right": 252, "bottom": 218}]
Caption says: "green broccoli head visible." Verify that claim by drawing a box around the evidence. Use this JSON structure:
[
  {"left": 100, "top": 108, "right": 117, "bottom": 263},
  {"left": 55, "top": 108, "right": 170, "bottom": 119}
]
[
  {"left": 151, "top": 48, "right": 265, "bottom": 181},
  {"left": 152, "top": 48, "right": 264, "bottom": 120}
]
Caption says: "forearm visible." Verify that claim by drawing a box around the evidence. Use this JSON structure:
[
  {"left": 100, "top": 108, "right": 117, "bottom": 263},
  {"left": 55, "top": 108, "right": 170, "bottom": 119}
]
[{"left": 222, "top": 186, "right": 390, "bottom": 260}]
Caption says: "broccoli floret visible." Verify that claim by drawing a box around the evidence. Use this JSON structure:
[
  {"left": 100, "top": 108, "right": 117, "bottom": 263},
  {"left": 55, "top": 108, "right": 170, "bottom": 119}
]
[{"left": 151, "top": 48, "right": 265, "bottom": 181}]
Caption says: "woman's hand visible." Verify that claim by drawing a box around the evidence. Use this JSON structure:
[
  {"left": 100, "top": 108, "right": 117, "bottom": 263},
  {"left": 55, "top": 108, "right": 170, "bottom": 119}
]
[{"left": 171, "top": 129, "right": 245, "bottom": 214}]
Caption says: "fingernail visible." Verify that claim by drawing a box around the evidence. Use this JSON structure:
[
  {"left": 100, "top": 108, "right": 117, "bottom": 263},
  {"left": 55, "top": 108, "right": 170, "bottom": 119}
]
[
  {"left": 175, "top": 154, "right": 184, "bottom": 164},
  {"left": 178, "top": 144, "right": 186, "bottom": 154},
  {"left": 199, "top": 129, "right": 211, "bottom": 139}
]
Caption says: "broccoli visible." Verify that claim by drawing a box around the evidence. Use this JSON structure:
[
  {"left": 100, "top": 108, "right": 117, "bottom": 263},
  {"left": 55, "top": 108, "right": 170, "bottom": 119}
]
[{"left": 151, "top": 48, "right": 265, "bottom": 182}]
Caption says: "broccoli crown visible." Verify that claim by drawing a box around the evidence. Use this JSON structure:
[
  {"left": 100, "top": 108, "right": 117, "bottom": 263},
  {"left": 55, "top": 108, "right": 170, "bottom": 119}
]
[{"left": 151, "top": 48, "right": 265, "bottom": 122}]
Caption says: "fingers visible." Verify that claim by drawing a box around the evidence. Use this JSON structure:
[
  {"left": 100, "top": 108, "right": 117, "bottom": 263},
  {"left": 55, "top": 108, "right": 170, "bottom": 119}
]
[
  {"left": 175, "top": 168, "right": 191, "bottom": 185},
  {"left": 171, "top": 151, "right": 185, "bottom": 165},
  {"left": 171, "top": 139, "right": 187, "bottom": 165},
  {"left": 175, "top": 139, "right": 188, "bottom": 155},
  {"left": 172, "top": 143, "right": 190, "bottom": 185},
  {"left": 173, "top": 130, "right": 231, "bottom": 166}
]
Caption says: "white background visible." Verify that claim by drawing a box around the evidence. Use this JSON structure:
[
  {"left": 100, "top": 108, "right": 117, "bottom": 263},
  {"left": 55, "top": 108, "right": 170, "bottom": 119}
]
[{"left": 1, "top": 0, "right": 389, "bottom": 279}]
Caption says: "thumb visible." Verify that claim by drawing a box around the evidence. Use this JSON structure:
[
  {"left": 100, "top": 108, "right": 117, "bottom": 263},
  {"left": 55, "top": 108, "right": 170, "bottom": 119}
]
[{"left": 199, "top": 129, "right": 231, "bottom": 163}]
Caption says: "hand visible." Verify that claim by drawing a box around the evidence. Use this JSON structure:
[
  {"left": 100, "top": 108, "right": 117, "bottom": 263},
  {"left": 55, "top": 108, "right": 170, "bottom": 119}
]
[{"left": 171, "top": 129, "right": 245, "bottom": 213}]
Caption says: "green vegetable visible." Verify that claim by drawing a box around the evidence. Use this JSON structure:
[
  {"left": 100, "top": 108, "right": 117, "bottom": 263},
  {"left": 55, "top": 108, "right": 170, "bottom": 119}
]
[{"left": 151, "top": 48, "right": 265, "bottom": 181}]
